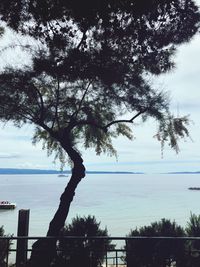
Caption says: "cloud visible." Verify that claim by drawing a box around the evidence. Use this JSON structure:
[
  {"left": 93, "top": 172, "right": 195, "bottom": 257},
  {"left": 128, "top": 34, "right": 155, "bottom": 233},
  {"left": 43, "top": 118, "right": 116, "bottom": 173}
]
[{"left": 0, "top": 153, "right": 21, "bottom": 159}]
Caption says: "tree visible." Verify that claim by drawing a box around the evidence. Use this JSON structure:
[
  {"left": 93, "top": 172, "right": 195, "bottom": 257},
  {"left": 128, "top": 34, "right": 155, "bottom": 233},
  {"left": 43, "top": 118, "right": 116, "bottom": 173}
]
[
  {"left": 54, "top": 215, "right": 113, "bottom": 267},
  {"left": 0, "top": 1, "right": 199, "bottom": 266},
  {"left": 125, "top": 218, "right": 186, "bottom": 267}
]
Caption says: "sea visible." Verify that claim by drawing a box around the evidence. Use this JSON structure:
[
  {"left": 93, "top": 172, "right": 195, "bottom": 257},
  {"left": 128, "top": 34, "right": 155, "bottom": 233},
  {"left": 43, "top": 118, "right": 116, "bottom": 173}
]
[{"left": 1, "top": 173, "right": 200, "bottom": 237}]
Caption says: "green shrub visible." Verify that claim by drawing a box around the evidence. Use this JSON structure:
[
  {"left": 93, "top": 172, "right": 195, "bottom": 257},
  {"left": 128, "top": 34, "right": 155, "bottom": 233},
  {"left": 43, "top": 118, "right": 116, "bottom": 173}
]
[
  {"left": 55, "top": 215, "right": 114, "bottom": 267},
  {"left": 185, "top": 213, "right": 200, "bottom": 267},
  {"left": 125, "top": 219, "right": 186, "bottom": 267}
]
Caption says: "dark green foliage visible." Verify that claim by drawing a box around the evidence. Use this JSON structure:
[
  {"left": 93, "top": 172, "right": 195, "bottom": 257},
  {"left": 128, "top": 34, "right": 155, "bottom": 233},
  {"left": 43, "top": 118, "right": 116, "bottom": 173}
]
[
  {"left": 126, "top": 219, "right": 186, "bottom": 267},
  {"left": 0, "top": 0, "right": 199, "bottom": 163},
  {"left": 55, "top": 215, "right": 114, "bottom": 267},
  {"left": 0, "top": 226, "right": 10, "bottom": 267},
  {"left": 186, "top": 213, "right": 200, "bottom": 237},
  {"left": 155, "top": 115, "right": 190, "bottom": 155},
  {"left": 185, "top": 213, "right": 200, "bottom": 266}
]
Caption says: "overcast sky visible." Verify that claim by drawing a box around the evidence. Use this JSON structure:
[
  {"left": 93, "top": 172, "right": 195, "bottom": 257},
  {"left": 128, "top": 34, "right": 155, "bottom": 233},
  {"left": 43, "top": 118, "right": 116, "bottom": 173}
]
[{"left": 0, "top": 12, "right": 200, "bottom": 173}]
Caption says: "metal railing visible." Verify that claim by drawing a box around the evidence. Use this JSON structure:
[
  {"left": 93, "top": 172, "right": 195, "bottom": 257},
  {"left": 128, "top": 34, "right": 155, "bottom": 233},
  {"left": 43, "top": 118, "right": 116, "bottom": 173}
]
[{"left": 1, "top": 236, "right": 200, "bottom": 267}]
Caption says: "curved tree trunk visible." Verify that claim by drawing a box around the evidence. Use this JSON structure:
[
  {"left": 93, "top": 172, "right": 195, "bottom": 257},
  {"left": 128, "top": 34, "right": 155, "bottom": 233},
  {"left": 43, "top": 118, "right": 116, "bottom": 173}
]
[
  {"left": 29, "top": 140, "right": 85, "bottom": 267},
  {"left": 47, "top": 143, "right": 85, "bottom": 236}
]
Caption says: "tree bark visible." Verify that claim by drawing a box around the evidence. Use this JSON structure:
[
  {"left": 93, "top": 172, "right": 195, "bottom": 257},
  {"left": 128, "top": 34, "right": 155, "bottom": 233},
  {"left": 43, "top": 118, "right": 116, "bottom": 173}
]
[
  {"left": 28, "top": 140, "right": 85, "bottom": 267},
  {"left": 47, "top": 143, "right": 85, "bottom": 236}
]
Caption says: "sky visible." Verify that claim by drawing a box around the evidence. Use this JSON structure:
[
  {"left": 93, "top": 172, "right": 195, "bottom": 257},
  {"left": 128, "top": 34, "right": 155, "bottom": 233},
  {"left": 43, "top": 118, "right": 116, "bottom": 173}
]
[{"left": 0, "top": 12, "right": 200, "bottom": 173}]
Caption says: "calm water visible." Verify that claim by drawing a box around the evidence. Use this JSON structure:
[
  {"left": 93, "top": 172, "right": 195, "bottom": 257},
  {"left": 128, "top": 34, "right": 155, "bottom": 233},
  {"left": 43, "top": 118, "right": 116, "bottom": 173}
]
[{"left": 1, "top": 173, "right": 200, "bottom": 237}]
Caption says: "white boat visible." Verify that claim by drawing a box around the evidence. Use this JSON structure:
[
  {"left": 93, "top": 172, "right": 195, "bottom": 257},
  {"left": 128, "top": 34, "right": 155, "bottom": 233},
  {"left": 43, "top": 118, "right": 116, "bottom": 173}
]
[
  {"left": 58, "top": 174, "right": 68, "bottom": 177},
  {"left": 0, "top": 201, "right": 16, "bottom": 209}
]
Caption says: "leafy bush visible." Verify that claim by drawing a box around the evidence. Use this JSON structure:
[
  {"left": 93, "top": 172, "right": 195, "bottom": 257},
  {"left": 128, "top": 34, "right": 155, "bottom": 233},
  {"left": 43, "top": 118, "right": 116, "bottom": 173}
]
[
  {"left": 125, "top": 219, "right": 186, "bottom": 267},
  {"left": 186, "top": 213, "right": 200, "bottom": 236},
  {"left": 185, "top": 213, "right": 200, "bottom": 267},
  {"left": 55, "top": 215, "right": 114, "bottom": 267}
]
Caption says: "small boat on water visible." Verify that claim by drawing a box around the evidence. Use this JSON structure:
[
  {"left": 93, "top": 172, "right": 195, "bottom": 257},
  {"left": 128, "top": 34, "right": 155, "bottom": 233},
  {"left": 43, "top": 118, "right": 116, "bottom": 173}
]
[
  {"left": 58, "top": 174, "right": 68, "bottom": 177},
  {"left": 0, "top": 201, "right": 16, "bottom": 209},
  {"left": 188, "top": 187, "right": 200, "bottom": 190}
]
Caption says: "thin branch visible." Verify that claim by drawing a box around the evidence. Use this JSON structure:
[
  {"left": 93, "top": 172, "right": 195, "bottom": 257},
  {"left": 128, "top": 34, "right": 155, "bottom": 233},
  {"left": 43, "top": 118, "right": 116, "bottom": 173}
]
[
  {"left": 52, "top": 77, "right": 60, "bottom": 130},
  {"left": 18, "top": 104, "right": 39, "bottom": 122},
  {"left": 0, "top": 104, "right": 35, "bottom": 122},
  {"left": 69, "top": 119, "right": 106, "bottom": 132},
  {"left": 68, "top": 109, "right": 148, "bottom": 133},
  {"left": 31, "top": 84, "right": 45, "bottom": 121},
  {"left": 39, "top": 121, "right": 57, "bottom": 139},
  {"left": 105, "top": 109, "right": 148, "bottom": 129},
  {"left": 77, "top": 29, "right": 87, "bottom": 50},
  {"left": 71, "top": 80, "right": 92, "bottom": 119}
]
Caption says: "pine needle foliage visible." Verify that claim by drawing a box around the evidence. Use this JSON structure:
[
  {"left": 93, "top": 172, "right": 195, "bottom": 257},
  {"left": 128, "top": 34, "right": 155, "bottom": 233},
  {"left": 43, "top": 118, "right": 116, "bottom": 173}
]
[
  {"left": 126, "top": 219, "right": 185, "bottom": 267},
  {"left": 0, "top": 0, "right": 199, "bottom": 162},
  {"left": 155, "top": 115, "right": 190, "bottom": 155},
  {"left": 56, "top": 215, "right": 114, "bottom": 267}
]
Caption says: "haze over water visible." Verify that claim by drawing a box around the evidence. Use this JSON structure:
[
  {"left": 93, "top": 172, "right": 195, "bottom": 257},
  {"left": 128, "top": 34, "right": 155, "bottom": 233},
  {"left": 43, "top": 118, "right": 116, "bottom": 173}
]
[{"left": 1, "top": 173, "right": 200, "bottom": 236}]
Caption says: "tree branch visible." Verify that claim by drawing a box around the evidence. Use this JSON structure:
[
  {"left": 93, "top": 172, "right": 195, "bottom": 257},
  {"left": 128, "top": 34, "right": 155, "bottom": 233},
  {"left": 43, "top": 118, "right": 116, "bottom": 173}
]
[
  {"left": 68, "top": 109, "right": 148, "bottom": 133},
  {"left": 71, "top": 119, "right": 106, "bottom": 132},
  {"left": 70, "top": 80, "right": 92, "bottom": 119},
  {"left": 105, "top": 109, "right": 147, "bottom": 129},
  {"left": 77, "top": 29, "right": 87, "bottom": 50},
  {"left": 31, "top": 84, "right": 45, "bottom": 121},
  {"left": 51, "top": 77, "right": 60, "bottom": 130},
  {"left": 0, "top": 104, "right": 35, "bottom": 123}
]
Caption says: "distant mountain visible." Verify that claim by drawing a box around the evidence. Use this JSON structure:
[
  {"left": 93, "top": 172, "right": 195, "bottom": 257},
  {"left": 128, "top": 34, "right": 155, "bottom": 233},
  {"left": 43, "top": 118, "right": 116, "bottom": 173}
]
[
  {"left": 0, "top": 168, "right": 65, "bottom": 175},
  {"left": 167, "top": 171, "right": 200, "bottom": 174},
  {"left": 86, "top": 171, "right": 143, "bottom": 174},
  {"left": 0, "top": 168, "right": 141, "bottom": 175}
]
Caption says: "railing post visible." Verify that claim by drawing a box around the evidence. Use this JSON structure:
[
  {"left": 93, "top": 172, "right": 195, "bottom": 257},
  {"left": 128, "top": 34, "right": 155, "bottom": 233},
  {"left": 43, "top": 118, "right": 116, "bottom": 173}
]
[
  {"left": 16, "top": 209, "right": 30, "bottom": 267},
  {"left": 116, "top": 250, "right": 118, "bottom": 267},
  {"left": 126, "top": 239, "right": 130, "bottom": 267},
  {"left": 105, "top": 249, "right": 108, "bottom": 267}
]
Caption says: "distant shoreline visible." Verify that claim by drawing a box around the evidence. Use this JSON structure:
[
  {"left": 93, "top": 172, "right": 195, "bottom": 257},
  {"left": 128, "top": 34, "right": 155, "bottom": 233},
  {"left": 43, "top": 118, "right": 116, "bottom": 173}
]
[
  {"left": 167, "top": 171, "right": 200, "bottom": 174},
  {"left": 0, "top": 168, "right": 199, "bottom": 175},
  {"left": 0, "top": 168, "right": 143, "bottom": 175}
]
